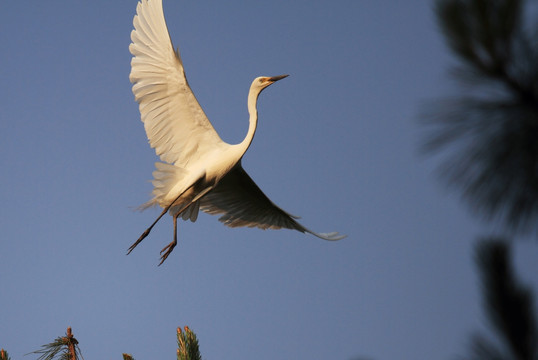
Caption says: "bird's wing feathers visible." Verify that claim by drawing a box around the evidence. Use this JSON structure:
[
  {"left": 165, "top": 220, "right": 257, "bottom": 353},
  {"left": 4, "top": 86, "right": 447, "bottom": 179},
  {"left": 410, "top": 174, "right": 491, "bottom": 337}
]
[
  {"left": 129, "top": 0, "right": 223, "bottom": 165},
  {"left": 200, "top": 165, "right": 346, "bottom": 241}
]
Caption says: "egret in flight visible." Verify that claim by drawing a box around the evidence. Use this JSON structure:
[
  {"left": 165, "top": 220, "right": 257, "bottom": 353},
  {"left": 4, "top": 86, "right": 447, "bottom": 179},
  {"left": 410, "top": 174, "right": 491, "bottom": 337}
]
[{"left": 128, "top": 0, "right": 346, "bottom": 264}]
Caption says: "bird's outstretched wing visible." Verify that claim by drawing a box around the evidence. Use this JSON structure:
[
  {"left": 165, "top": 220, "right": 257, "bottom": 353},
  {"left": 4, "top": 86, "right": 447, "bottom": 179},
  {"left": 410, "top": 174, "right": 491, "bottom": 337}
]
[
  {"left": 200, "top": 164, "right": 346, "bottom": 241},
  {"left": 129, "top": 0, "right": 223, "bottom": 166}
]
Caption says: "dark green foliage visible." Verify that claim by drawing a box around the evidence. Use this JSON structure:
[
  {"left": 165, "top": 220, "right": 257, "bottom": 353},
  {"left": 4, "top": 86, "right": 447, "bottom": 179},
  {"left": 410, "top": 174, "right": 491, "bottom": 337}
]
[
  {"left": 422, "top": 0, "right": 538, "bottom": 233},
  {"left": 436, "top": 0, "right": 522, "bottom": 75},
  {"left": 464, "top": 239, "right": 538, "bottom": 360}
]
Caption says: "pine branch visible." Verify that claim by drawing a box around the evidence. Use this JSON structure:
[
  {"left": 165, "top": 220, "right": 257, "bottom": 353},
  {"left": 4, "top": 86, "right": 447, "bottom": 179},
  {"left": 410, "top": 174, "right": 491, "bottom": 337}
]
[
  {"left": 121, "top": 325, "right": 202, "bottom": 360},
  {"left": 6, "top": 325, "right": 202, "bottom": 360},
  {"left": 1, "top": 349, "right": 11, "bottom": 360},
  {"left": 176, "top": 326, "right": 202, "bottom": 360},
  {"left": 122, "top": 353, "right": 135, "bottom": 360},
  {"left": 30, "top": 327, "right": 83, "bottom": 360}
]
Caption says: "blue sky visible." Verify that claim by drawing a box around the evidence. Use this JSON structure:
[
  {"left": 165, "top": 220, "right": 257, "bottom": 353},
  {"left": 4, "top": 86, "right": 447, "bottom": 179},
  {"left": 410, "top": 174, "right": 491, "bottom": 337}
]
[{"left": 1, "top": 1, "right": 537, "bottom": 359}]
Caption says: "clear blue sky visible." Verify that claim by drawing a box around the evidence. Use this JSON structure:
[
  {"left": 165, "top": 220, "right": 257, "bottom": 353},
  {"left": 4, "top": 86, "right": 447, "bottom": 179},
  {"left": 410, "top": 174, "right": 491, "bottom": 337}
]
[{"left": 1, "top": 1, "right": 537, "bottom": 359}]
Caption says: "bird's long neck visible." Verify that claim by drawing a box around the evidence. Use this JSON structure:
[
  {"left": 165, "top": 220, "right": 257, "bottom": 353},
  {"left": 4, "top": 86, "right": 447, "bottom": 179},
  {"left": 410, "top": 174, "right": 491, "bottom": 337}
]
[{"left": 238, "top": 87, "right": 262, "bottom": 155}]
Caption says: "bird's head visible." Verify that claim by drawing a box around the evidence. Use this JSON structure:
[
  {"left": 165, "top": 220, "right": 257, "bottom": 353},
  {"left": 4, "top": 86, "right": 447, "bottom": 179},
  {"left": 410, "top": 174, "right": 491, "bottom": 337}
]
[{"left": 252, "top": 74, "right": 289, "bottom": 92}]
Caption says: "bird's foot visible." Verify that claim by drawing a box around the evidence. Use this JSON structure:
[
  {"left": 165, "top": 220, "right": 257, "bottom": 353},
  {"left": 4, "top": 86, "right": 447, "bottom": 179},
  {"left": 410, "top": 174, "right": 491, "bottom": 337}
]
[
  {"left": 127, "top": 228, "right": 151, "bottom": 255},
  {"left": 158, "top": 241, "right": 177, "bottom": 265}
]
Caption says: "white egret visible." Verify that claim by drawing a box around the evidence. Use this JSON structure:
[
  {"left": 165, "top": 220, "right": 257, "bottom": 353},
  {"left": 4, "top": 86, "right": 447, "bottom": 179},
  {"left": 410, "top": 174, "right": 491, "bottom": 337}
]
[{"left": 128, "top": 0, "right": 346, "bottom": 264}]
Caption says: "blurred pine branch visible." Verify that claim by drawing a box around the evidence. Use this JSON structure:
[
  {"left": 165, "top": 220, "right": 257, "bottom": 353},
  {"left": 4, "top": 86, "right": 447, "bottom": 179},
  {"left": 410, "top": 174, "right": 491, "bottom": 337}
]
[
  {"left": 462, "top": 239, "right": 538, "bottom": 360},
  {"left": 422, "top": 0, "right": 538, "bottom": 233}
]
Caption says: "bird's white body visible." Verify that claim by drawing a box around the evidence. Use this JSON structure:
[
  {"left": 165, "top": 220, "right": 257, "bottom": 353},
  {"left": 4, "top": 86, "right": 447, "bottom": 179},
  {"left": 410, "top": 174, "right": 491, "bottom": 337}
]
[{"left": 128, "top": 0, "right": 345, "bottom": 263}]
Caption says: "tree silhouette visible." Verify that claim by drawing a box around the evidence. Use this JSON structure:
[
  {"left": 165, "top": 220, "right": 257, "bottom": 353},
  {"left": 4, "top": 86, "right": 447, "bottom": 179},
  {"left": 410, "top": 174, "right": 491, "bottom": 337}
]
[
  {"left": 463, "top": 239, "right": 537, "bottom": 360},
  {"left": 422, "top": 0, "right": 538, "bottom": 233}
]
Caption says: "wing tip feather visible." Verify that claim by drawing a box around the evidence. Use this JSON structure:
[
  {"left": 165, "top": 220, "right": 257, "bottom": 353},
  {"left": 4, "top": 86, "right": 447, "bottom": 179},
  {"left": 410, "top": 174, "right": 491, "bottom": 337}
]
[{"left": 307, "top": 230, "right": 347, "bottom": 241}]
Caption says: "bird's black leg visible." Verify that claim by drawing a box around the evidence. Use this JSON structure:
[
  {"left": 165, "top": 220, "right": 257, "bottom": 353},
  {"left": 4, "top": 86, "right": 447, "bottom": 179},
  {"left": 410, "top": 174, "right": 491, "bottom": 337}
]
[
  {"left": 127, "top": 206, "right": 169, "bottom": 255},
  {"left": 159, "top": 214, "right": 179, "bottom": 265},
  {"left": 127, "top": 183, "right": 197, "bottom": 256}
]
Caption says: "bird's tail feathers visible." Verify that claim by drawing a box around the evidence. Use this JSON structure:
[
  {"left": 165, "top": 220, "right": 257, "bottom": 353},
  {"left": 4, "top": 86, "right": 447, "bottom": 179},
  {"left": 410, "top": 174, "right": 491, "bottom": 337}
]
[
  {"left": 137, "top": 199, "right": 158, "bottom": 211},
  {"left": 138, "top": 162, "right": 189, "bottom": 210}
]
